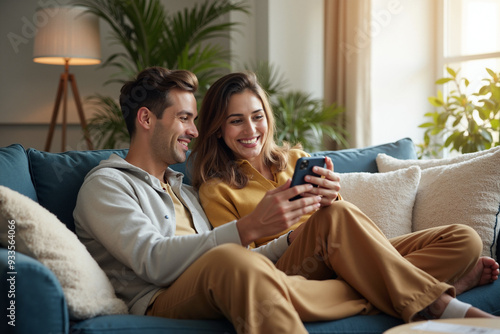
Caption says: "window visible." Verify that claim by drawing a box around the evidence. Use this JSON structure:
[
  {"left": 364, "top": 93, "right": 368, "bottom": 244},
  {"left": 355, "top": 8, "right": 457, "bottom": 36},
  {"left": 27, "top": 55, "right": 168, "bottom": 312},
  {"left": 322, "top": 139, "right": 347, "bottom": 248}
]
[
  {"left": 440, "top": 0, "right": 500, "bottom": 90},
  {"left": 425, "top": 0, "right": 500, "bottom": 156}
]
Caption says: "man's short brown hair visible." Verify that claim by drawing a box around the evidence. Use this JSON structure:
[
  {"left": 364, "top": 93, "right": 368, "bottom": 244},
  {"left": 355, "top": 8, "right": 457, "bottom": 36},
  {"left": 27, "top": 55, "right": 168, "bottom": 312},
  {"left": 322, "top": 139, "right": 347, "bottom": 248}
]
[{"left": 119, "top": 67, "right": 198, "bottom": 138}]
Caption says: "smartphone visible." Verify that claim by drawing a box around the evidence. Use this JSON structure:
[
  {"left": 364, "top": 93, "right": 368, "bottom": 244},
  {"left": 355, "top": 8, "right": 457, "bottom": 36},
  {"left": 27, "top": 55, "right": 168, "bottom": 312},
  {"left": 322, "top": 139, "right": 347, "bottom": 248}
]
[{"left": 290, "top": 156, "right": 326, "bottom": 200}]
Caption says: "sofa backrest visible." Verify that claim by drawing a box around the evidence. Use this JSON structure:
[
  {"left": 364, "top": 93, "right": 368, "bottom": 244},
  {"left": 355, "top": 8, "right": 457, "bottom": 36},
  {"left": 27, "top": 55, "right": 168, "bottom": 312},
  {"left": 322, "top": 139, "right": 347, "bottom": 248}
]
[
  {"left": 26, "top": 148, "right": 190, "bottom": 232},
  {"left": 27, "top": 148, "right": 129, "bottom": 232},
  {"left": 0, "top": 144, "right": 38, "bottom": 202}
]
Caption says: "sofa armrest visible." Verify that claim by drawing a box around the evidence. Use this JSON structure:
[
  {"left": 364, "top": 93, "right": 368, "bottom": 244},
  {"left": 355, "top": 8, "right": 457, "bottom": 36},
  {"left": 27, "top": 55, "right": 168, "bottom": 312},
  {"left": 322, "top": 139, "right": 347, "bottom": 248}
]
[{"left": 1, "top": 247, "right": 69, "bottom": 334}]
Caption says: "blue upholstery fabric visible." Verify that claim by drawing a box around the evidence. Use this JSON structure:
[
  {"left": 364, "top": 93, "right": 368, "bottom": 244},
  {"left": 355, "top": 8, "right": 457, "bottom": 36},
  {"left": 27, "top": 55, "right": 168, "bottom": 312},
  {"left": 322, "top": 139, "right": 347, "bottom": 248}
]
[
  {"left": 27, "top": 148, "right": 128, "bottom": 232},
  {"left": 0, "top": 249, "right": 69, "bottom": 334},
  {"left": 311, "top": 137, "right": 417, "bottom": 173},
  {"left": 71, "top": 313, "right": 404, "bottom": 334},
  {"left": 0, "top": 144, "right": 37, "bottom": 201},
  {"left": 72, "top": 315, "right": 236, "bottom": 334},
  {"left": 458, "top": 280, "right": 500, "bottom": 316}
]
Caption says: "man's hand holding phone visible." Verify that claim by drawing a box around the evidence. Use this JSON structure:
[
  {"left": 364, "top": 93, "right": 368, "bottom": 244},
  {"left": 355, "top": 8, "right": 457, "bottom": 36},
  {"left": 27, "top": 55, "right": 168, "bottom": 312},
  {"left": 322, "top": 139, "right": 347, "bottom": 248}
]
[{"left": 236, "top": 181, "right": 322, "bottom": 247}]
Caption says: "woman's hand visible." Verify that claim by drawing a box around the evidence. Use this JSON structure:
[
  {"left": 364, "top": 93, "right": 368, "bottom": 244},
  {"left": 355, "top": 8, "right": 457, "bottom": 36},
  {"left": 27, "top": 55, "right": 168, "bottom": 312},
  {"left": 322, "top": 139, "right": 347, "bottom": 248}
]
[
  {"left": 236, "top": 180, "right": 322, "bottom": 246},
  {"left": 303, "top": 157, "right": 340, "bottom": 207}
]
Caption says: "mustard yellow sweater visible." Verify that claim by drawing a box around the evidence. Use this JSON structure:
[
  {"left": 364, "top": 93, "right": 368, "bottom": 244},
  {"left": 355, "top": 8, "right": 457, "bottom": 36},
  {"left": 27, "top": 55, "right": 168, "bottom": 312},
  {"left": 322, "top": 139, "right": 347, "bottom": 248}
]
[{"left": 199, "top": 149, "right": 311, "bottom": 247}]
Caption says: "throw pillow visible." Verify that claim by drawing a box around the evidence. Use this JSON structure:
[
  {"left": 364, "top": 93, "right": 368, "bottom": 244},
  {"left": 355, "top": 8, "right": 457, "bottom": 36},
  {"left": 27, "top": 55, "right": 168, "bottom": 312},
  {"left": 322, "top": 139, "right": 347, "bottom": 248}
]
[
  {"left": 376, "top": 145, "right": 500, "bottom": 172},
  {"left": 377, "top": 149, "right": 500, "bottom": 258},
  {"left": 0, "top": 186, "right": 128, "bottom": 319},
  {"left": 311, "top": 137, "right": 418, "bottom": 173},
  {"left": 340, "top": 166, "right": 421, "bottom": 239}
]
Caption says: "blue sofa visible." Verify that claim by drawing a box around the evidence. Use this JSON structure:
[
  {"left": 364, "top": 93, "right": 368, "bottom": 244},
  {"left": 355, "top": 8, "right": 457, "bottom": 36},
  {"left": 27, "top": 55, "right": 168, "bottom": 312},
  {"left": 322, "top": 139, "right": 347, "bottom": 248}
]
[{"left": 1, "top": 137, "right": 499, "bottom": 334}]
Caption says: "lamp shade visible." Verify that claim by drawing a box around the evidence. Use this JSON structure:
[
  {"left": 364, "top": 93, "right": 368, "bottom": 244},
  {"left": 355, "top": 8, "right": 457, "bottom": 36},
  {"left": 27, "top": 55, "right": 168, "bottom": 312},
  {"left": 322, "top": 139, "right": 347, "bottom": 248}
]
[{"left": 33, "top": 6, "right": 101, "bottom": 66}]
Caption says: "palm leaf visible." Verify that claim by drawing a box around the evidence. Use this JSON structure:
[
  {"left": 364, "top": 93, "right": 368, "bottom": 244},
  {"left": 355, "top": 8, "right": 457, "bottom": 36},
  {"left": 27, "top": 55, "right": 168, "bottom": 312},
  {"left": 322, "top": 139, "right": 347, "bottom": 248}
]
[
  {"left": 176, "top": 43, "right": 231, "bottom": 94},
  {"left": 85, "top": 95, "right": 129, "bottom": 149},
  {"left": 273, "top": 91, "right": 347, "bottom": 151},
  {"left": 244, "top": 60, "right": 289, "bottom": 98}
]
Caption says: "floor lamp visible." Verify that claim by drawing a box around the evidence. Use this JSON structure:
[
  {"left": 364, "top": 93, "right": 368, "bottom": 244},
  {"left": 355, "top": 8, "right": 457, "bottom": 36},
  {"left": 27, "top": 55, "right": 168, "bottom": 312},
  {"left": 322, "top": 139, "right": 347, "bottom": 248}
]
[{"left": 33, "top": 6, "right": 101, "bottom": 152}]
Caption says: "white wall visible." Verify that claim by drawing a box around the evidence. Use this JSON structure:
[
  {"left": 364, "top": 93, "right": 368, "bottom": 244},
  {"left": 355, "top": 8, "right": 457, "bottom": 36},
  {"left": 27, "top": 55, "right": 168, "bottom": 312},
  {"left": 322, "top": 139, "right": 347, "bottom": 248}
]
[
  {"left": 231, "top": 0, "right": 324, "bottom": 98},
  {"left": 268, "top": 0, "right": 324, "bottom": 98},
  {"left": 370, "top": 0, "right": 436, "bottom": 146}
]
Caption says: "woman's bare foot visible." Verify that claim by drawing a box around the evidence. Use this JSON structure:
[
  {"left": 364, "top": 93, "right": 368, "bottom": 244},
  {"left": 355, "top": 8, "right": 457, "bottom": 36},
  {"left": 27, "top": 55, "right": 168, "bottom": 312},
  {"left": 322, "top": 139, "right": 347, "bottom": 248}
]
[
  {"left": 453, "top": 257, "right": 499, "bottom": 295},
  {"left": 424, "top": 294, "right": 496, "bottom": 319}
]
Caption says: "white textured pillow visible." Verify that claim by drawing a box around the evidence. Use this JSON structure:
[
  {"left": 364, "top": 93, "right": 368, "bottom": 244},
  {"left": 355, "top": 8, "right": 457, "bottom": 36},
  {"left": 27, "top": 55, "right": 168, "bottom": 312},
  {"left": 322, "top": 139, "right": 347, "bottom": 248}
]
[
  {"left": 378, "top": 149, "right": 500, "bottom": 258},
  {"left": 376, "top": 145, "right": 500, "bottom": 172},
  {"left": 0, "top": 186, "right": 128, "bottom": 319},
  {"left": 340, "top": 166, "right": 421, "bottom": 239}
]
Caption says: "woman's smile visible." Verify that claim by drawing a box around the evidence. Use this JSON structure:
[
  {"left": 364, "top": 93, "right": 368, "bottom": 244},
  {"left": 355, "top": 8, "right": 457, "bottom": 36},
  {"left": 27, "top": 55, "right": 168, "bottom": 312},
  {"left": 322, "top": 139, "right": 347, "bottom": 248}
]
[{"left": 238, "top": 136, "right": 260, "bottom": 147}]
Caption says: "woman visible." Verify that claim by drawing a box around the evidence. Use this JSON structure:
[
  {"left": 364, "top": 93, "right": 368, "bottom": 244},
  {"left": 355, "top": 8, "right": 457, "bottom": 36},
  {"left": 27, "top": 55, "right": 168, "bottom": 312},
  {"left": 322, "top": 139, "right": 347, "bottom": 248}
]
[{"left": 190, "top": 71, "right": 498, "bottom": 321}]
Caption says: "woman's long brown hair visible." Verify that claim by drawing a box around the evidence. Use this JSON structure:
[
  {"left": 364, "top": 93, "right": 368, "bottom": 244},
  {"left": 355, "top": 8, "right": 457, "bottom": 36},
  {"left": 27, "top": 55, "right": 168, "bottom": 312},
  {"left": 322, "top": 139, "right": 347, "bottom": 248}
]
[{"left": 190, "top": 71, "right": 292, "bottom": 189}]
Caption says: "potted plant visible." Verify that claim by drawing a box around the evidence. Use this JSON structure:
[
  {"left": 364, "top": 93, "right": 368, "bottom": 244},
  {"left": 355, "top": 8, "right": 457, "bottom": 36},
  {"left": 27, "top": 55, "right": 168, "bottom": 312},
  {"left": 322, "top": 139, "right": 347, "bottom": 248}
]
[
  {"left": 272, "top": 91, "right": 347, "bottom": 152},
  {"left": 76, "top": 0, "right": 249, "bottom": 148},
  {"left": 418, "top": 67, "right": 500, "bottom": 158}
]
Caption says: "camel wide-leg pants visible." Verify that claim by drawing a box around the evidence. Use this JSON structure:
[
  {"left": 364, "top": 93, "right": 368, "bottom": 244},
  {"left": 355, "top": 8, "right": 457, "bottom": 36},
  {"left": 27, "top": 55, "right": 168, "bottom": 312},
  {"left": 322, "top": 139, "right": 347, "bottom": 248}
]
[{"left": 147, "top": 201, "right": 482, "bottom": 334}]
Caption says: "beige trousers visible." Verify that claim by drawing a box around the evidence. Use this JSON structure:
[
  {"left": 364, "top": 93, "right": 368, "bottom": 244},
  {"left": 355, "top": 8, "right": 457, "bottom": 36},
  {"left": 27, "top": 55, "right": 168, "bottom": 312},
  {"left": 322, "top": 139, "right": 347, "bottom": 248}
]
[{"left": 147, "top": 201, "right": 482, "bottom": 334}]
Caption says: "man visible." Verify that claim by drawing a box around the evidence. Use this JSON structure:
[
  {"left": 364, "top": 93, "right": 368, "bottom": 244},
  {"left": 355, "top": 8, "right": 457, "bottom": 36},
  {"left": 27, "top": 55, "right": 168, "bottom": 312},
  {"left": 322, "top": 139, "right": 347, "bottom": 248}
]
[{"left": 74, "top": 67, "right": 497, "bottom": 334}]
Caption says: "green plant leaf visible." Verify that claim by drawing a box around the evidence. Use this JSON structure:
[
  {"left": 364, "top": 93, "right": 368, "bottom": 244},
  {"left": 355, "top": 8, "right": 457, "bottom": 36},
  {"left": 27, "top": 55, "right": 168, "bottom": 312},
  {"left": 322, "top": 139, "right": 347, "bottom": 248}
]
[
  {"left": 436, "top": 78, "right": 453, "bottom": 85},
  {"left": 486, "top": 68, "right": 497, "bottom": 81},
  {"left": 418, "top": 122, "right": 435, "bottom": 128},
  {"left": 446, "top": 67, "right": 458, "bottom": 78},
  {"left": 428, "top": 96, "right": 443, "bottom": 107},
  {"left": 419, "top": 66, "right": 499, "bottom": 156},
  {"left": 451, "top": 116, "right": 462, "bottom": 127},
  {"left": 444, "top": 131, "right": 460, "bottom": 147},
  {"left": 491, "top": 118, "right": 500, "bottom": 129},
  {"left": 272, "top": 91, "right": 347, "bottom": 151},
  {"left": 85, "top": 95, "right": 129, "bottom": 149},
  {"left": 479, "top": 129, "right": 493, "bottom": 142},
  {"left": 243, "top": 60, "right": 289, "bottom": 97}
]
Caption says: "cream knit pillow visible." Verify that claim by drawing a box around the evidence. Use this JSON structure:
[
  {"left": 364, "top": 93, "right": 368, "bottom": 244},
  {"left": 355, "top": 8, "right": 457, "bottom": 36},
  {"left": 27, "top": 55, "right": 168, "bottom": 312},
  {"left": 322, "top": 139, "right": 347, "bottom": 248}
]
[
  {"left": 376, "top": 145, "right": 500, "bottom": 173},
  {"left": 377, "top": 148, "right": 500, "bottom": 258},
  {"left": 0, "top": 186, "right": 128, "bottom": 319},
  {"left": 340, "top": 166, "right": 421, "bottom": 239}
]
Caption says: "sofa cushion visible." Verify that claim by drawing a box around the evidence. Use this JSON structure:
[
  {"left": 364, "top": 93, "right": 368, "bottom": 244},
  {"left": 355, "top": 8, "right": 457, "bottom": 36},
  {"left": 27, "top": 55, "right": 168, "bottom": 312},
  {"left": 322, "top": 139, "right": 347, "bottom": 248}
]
[
  {"left": 376, "top": 145, "right": 500, "bottom": 171},
  {"left": 311, "top": 137, "right": 417, "bottom": 173},
  {"left": 27, "top": 148, "right": 128, "bottom": 231},
  {"left": 340, "top": 167, "right": 421, "bottom": 239},
  {"left": 0, "top": 144, "right": 37, "bottom": 201},
  {"left": 377, "top": 147, "right": 500, "bottom": 259},
  {"left": 71, "top": 313, "right": 405, "bottom": 334},
  {"left": 0, "top": 186, "right": 128, "bottom": 320},
  {"left": 72, "top": 315, "right": 237, "bottom": 334}
]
